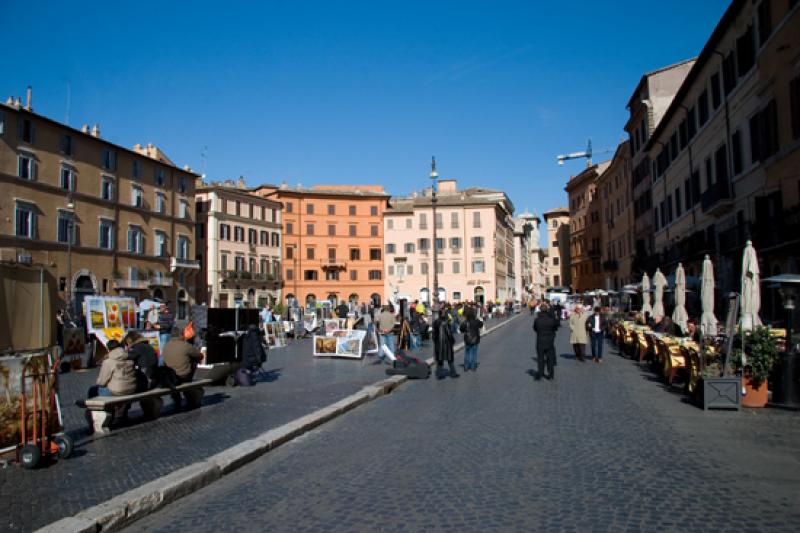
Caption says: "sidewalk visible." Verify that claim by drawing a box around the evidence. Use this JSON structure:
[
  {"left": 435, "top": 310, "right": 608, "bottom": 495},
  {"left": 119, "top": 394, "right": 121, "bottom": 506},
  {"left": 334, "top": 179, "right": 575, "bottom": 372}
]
[{"left": 1, "top": 314, "right": 514, "bottom": 532}]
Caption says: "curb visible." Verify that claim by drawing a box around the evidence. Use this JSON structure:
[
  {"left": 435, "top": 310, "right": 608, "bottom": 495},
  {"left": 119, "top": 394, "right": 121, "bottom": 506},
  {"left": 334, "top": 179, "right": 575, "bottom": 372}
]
[{"left": 38, "top": 314, "right": 520, "bottom": 533}]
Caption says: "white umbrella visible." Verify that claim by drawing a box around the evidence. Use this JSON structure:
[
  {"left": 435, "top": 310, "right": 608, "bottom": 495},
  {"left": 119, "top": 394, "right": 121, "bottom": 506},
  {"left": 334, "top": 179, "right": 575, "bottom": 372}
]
[
  {"left": 700, "top": 255, "right": 718, "bottom": 336},
  {"left": 672, "top": 263, "right": 689, "bottom": 333},
  {"left": 652, "top": 268, "right": 667, "bottom": 318},
  {"left": 740, "top": 240, "right": 762, "bottom": 331},
  {"left": 641, "top": 273, "right": 653, "bottom": 316}
]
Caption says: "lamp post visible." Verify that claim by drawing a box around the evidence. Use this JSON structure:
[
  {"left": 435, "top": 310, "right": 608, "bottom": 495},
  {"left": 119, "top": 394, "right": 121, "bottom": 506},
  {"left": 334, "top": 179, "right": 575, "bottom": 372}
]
[
  {"left": 65, "top": 195, "right": 76, "bottom": 318},
  {"left": 430, "top": 157, "right": 439, "bottom": 313},
  {"left": 290, "top": 243, "right": 298, "bottom": 309},
  {"left": 763, "top": 274, "right": 800, "bottom": 407}
]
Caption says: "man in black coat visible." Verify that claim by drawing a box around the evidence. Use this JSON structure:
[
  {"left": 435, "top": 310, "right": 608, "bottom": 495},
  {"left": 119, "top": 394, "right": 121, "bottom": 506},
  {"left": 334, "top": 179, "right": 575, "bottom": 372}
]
[
  {"left": 584, "top": 307, "right": 608, "bottom": 363},
  {"left": 433, "top": 310, "right": 459, "bottom": 379},
  {"left": 533, "top": 303, "right": 560, "bottom": 380}
]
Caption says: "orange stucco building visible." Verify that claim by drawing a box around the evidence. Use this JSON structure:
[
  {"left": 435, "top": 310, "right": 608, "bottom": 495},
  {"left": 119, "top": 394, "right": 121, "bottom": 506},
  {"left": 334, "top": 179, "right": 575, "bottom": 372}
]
[{"left": 253, "top": 184, "right": 389, "bottom": 307}]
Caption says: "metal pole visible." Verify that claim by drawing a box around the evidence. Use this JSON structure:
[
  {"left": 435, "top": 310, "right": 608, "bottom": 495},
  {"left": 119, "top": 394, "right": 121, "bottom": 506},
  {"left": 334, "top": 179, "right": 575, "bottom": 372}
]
[
  {"left": 66, "top": 219, "right": 72, "bottom": 317},
  {"left": 431, "top": 157, "right": 439, "bottom": 313}
]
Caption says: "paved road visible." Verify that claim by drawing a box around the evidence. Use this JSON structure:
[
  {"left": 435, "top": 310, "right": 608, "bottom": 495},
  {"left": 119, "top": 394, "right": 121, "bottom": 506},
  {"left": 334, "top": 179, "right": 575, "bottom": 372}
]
[
  {"left": 0, "top": 315, "right": 512, "bottom": 533},
  {"left": 128, "top": 315, "right": 800, "bottom": 532}
]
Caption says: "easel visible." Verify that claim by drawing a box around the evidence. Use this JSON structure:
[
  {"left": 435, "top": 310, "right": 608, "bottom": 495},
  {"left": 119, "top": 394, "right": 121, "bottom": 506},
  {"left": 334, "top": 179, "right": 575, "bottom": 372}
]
[{"left": 397, "top": 320, "right": 411, "bottom": 351}]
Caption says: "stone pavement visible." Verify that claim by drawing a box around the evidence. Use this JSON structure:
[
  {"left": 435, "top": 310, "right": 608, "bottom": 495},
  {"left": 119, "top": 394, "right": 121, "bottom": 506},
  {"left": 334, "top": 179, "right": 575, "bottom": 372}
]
[
  {"left": 0, "top": 315, "right": 512, "bottom": 532},
  {"left": 128, "top": 316, "right": 800, "bottom": 532}
]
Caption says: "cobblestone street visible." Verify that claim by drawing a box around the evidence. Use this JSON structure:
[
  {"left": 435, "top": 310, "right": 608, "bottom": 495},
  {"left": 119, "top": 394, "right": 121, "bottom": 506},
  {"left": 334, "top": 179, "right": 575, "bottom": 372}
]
[
  {"left": 128, "top": 315, "right": 800, "bottom": 532},
  {"left": 0, "top": 315, "right": 510, "bottom": 533}
]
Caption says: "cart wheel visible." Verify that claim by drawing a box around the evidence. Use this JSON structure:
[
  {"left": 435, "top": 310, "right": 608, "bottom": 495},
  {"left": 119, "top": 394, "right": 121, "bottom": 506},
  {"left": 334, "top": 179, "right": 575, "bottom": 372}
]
[
  {"left": 226, "top": 374, "right": 237, "bottom": 387},
  {"left": 20, "top": 444, "right": 41, "bottom": 470},
  {"left": 54, "top": 434, "right": 74, "bottom": 459}
]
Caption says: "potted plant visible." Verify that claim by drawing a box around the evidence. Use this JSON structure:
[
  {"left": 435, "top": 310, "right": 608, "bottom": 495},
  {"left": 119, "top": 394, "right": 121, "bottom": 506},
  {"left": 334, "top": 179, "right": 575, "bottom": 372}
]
[{"left": 731, "top": 326, "right": 779, "bottom": 408}]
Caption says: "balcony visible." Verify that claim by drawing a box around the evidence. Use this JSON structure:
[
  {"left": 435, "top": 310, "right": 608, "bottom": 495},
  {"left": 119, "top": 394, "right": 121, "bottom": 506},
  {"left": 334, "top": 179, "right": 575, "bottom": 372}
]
[
  {"left": 170, "top": 257, "right": 201, "bottom": 273},
  {"left": 149, "top": 275, "right": 173, "bottom": 287},
  {"left": 602, "top": 259, "right": 618, "bottom": 272},
  {"left": 112, "top": 278, "right": 150, "bottom": 290},
  {"left": 221, "top": 270, "right": 282, "bottom": 289},
  {"left": 320, "top": 258, "right": 346, "bottom": 270},
  {"left": 701, "top": 180, "right": 734, "bottom": 217}
]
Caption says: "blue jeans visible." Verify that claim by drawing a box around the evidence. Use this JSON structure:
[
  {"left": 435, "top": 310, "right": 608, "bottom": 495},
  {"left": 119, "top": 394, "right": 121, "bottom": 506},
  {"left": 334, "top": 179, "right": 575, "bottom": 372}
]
[
  {"left": 410, "top": 333, "right": 421, "bottom": 350},
  {"left": 158, "top": 333, "right": 171, "bottom": 365},
  {"left": 464, "top": 344, "right": 478, "bottom": 369},
  {"left": 87, "top": 385, "right": 111, "bottom": 397},
  {"left": 380, "top": 334, "right": 396, "bottom": 361},
  {"left": 590, "top": 332, "right": 604, "bottom": 359}
]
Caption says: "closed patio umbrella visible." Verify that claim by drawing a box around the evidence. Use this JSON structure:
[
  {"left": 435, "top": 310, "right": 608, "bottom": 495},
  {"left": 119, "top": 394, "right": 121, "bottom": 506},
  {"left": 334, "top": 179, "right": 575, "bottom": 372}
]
[
  {"left": 672, "top": 263, "right": 689, "bottom": 333},
  {"left": 700, "top": 255, "right": 718, "bottom": 336},
  {"left": 641, "top": 273, "right": 653, "bottom": 317},
  {"left": 652, "top": 268, "right": 667, "bottom": 318},
  {"left": 740, "top": 240, "right": 762, "bottom": 331}
]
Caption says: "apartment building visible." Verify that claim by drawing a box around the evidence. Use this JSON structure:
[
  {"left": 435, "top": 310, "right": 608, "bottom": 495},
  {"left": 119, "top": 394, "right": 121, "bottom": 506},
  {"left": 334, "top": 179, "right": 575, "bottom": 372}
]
[
  {"left": 254, "top": 184, "right": 389, "bottom": 307},
  {"left": 565, "top": 162, "right": 609, "bottom": 292},
  {"left": 196, "top": 181, "right": 283, "bottom": 308},
  {"left": 513, "top": 211, "right": 540, "bottom": 302},
  {"left": 542, "top": 207, "right": 570, "bottom": 290},
  {"left": 645, "top": 0, "right": 800, "bottom": 299},
  {"left": 383, "top": 180, "right": 515, "bottom": 305},
  {"left": 596, "top": 141, "right": 635, "bottom": 290},
  {"left": 0, "top": 98, "right": 199, "bottom": 318},
  {"left": 625, "top": 58, "right": 695, "bottom": 277}
]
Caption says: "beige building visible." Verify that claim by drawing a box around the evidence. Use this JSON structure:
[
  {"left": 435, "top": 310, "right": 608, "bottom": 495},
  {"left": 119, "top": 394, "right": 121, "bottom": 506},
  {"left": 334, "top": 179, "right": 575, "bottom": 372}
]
[
  {"left": 196, "top": 181, "right": 283, "bottom": 308},
  {"left": 513, "top": 211, "right": 541, "bottom": 301},
  {"left": 565, "top": 162, "right": 609, "bottom": 292},
  {"left": 542, "top": 207, "right": 570, "bottom": 290},
  {"left": 383, "top": 180, "right": 515, "bottom": 305},
  {"left": 625, "top": 58, "right": 695, "bottom": 277},
  {"left": 645, "top": 0, "right": 800, "bottom": 301},
  {"left": 596, "top": 141, "right": 635, "bottom": 290},
  {"left": 0, "top": 97, "right": 199, "bottom": 319}
]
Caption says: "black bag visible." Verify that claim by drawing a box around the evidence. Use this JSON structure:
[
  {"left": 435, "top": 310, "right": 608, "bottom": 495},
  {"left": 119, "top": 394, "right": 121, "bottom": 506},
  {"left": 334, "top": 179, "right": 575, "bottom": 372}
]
[{"left": 385, "top": 351, "right": 430, "bottom": 379}]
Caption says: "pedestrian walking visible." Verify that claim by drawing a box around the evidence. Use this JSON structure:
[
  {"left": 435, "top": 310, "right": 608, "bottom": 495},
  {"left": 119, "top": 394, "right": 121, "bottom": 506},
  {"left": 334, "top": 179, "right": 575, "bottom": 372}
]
[
  {"left": 433, "top": 309, "right": 459, "bottom": 379},
  {"left": 585, "top": 307, "right": 607, "bottom": 363},
  {"left": 459, "top": 306, "right": 484, "bottom": 371},
  {"left": 533, "top": 303, "right": 559, "bottom": 380},
  {"left": 568, "top": 305, "right": 587, "bottom": 362},
  {"left": 377, "top": 305, "right": 397, "bottom": 363}
]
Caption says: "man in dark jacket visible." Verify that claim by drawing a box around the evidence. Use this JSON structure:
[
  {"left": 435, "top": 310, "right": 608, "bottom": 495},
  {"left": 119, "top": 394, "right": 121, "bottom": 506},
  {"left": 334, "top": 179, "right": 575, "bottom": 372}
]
[
  {"left": 585, "top": 307, "right": 608, "bottom": 363},
  {"left": 533, "top": 303, "right": 560, "bottom": 380},
  {"left": 162, "top": 327, "right": 203, "bottom": 384},
  {"left": 459, "top": 306, "right": 484, "bottom": 371},
  {"left": 241, "top": 324, "right": 267, "bottom": 372},
  {"left": 433, "top": 310, "right": 459, "bottom": 379},
  {"left": 123, "top": 331, "right": 159, "bottom": 391}
]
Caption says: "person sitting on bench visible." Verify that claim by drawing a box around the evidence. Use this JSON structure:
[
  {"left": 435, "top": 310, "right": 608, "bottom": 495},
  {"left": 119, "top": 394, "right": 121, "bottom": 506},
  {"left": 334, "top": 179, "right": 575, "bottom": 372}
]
[
  {"left": 124, "top": 331, "right": 159, "bottom": 392},
  {"left": 162, "top": 326, "right": 204, "bottom": 385},
  {"left": 75, "top": 340, "right": 137, "bottom": 409}
]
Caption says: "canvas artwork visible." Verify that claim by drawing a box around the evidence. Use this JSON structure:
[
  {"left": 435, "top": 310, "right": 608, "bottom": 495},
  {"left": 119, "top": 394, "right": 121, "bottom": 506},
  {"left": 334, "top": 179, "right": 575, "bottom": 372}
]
[
  {"left": 265, "top": 322, "right": 287, "bottom": 348},
  {"left": 333, "top": 329, "right": 366, "bottom": 358},
  {"left": 303, "top": 313, "right": 317, "bottom": 333},
  {"left": 324, "top": 319, "right": 340, "bottom": 336},
  {"left": 88, "top": 299, "right": 106, "bottom": 330},
  {"left": 313, "top": 335, "right": 337, "bottom": 355},
  {"left": 62, "top": 328, "right": 86, "bottom": 356},
  {"left": 0, "top": 352, "right": 54, "bottom": 451}
]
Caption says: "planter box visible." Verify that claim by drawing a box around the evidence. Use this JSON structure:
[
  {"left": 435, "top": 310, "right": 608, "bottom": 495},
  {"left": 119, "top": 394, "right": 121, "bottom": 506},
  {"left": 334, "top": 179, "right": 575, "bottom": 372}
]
[{"left": 703, "top": 377, "right": 741, "bottom": 410}]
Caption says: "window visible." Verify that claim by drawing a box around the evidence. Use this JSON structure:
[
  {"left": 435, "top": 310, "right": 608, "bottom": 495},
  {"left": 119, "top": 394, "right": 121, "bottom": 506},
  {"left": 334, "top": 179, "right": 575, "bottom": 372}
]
[
  {"left": 750, "top": 99, "right": 779, "bottom": 162},
  {"left": 304, "top": 270, "right": 318, "bottom": 281},
  {"left": 221, "top": 254, "right": 228, "bottom": 271},
  {"left": 757, "top": 0, "right": 772, "bottom": 47},
  {"left": 385, "top": 243, "right": 396, "bottom": 254},
  {"left": 285, "top": 202, "right": 293, "bottom": 213},
  {"left": 175, "top": 235, "right": 189, "bottom": 258},
  {"left": 435, "top": 213, "right": 443, "bottom": 229},
  {"left": 370, "top": 206, "right": 378, "bottom": 216},
  {"left": 260, "top": 258, "right": 268, "bottom": 274},
  {"left": 17, "top": 152, "right": 37, "bottom": 180},
  {"left": 306, "top": 223, "right": 314, "bottom": 235},
  {"left": 436, "top": 262, "right": 443, "bottom": 274},
  {"left": 56, "top": 212, "right": 75, "bottom": 244},
  {"left": 306, "top": 247, "right": 315, "bottom": 260},
  {"left": 472, "top": 212, "right": 481, "bottom": 228},
  {"left": 234, "top": 226, "right": 244, "bottom": 242},
  {"left": 722, "top": 52, "right": 737, "bottom": 95},
  {"left": 155, "top": 231, "right": 167, "bottom": 257},
  {"left": 419, "top": 213, "right": 427, "bottom": 229},
  {"left": 692, "top": 171, "right": 701, "bottom": 206},
  {"left": 178, "top": 176, "right": 187, "bottom": 193},
  {"left": 435, "top": 238, "right": 444, "bottom": 251},
  {"left": 220, "top": 224, "right": 231, "bottom": 240},
  {"left": 127, "top": 226, "right": 144, "bottom": 253},
  {"left": 388, "top": 265, "right": 395, "bottom": 276},
  {"left": 421, "top": 262, "right": 428, "bottom": 275},
  {"left": 234, "top": 255, "right": 245, "bottom": 271},
  {"left": 155, "top": 193, "right": 166, "bottom": 214},
  {"left": 736, "top": 25, "right": 755, "bottom": 76},
  {"left": 286, "top": 268, "right": 294, "bottom": 280},
  {"left": 102, "top": 149, "right": 117, "bottom": 171},
  {"left": 452, "top": 261, "right": 460, "bottom": 274},
  {"left": 131, "top": 184, "right": 143, "bottom": 207},
  {"left": 286, "top": 222, "right": 293, "bottom": 235},
  {"left": 99, "top": 220, "right": 114, "bottom": 249},
  {"left": 697, "top": 90, "right": 709, "bottom": 127},
  {"left": 60, "top": 166, "right": 75, "bottom": 191},
  {"left": 271, "top": 232, "right": 280, "bottom": 247},
  {"left": 369, "top": 248, "right": 381, "bottom": 261},
  {"left": 154, "top": 168, "right": 165, "bottom": 187},
  {"left": 196, "top": 223, "right": 204, "bottom": 239},
  {"left": 554, "top": 275, "right": 560, "bottom": 286},
  {"left": 328, "top": 247, "right": 337, "bottom": 260},
  {"left": 327, "top": 204, "right": 335, "bottom": 215},
  {"left": 679, "top": 119, "right": 688, "bottom": 150},
  {"left": 396, "top": 264, "right": 405, "bottom": 277},
  {"left": 349, "top": 270, "right": 357, "bottom": 281},
  {"left": 553, "top": 257, "right": 560, "bottom": 266},
  {"left": 387, "top": 219, "right": 393, "bottom": 230},
  {"left": 348, "top": 205, "right": 356, "bottom": 216},
  {"left": 286, "top": 246, "right": 294, "bottom": 259},
  {"left": 471, "top": 260, "right": 485, "bottom": 273},
  {"left": 60, "top": 134, "right": 74, "bottom": 157},
  {"left": 18, "top": 118, "right": 34, "bottom": 143},
  {"left": 449, "top": 237, "right": 461, "bottom": 249},
  {"left": 705, "top": 157, "right": 714, "bottom": 189},
  {"left": 248, "top": 228, "right": 257, "bottom": 244},
  {"left": 306, "top": 203, "right": 314, "bottom": 214},
  {"left": 711, "top": 72, "right": 722, "bottom": 110},
  {"left": 325, "top": 269, "right": 340, "bottom": 281},
  {"left": 328, "top": 224, "right": 336, "bottom": 236},
  {"left": 349, "top": 224, "right": 357, "bottom": 237},
  {"left": 450, "top": 212, "right": 459, "bottom": 228},
  {"left": 368, "top": 270, "right": 382, "bottom": 280},
  {"left": 406, "top": 218, "right": 412, "bottom": 229},
  {"left": 418, "top": 238, "right": 430, "bottom": 251},
  {"left": 731, "top": 131, "right": 743, "bottom": 175},
  {"left": 669, "top": 133, "right": 678, "bottom": 161},
  {"left": 715, "top": 144, "right": 729, "bottom": 184},
  {"left": 687, "top": 106, "right": 697, "bottom": 138},
  {"left": 471, "top": 236, "right": 484, "bottom": 249},
  {"left": 370, "top": 225, "right": 378, "bottom": 237},
  {"left": 552, "top": 220, "right": 557, "bottom": 228},
  {"left": 407, "top": 265, "right": 413, "bottom": 275},
  {"left": 132, "top": 160, "right": 141, "bottom": 180},
  {"left": 235, "top": 202, "right": 241, "bottom": 216},
  {"left": 404, "top": 242, "right": 415, "bottom": 254},
  {"left": 350, "top": 248, "right": 360, "bottom": 260}
]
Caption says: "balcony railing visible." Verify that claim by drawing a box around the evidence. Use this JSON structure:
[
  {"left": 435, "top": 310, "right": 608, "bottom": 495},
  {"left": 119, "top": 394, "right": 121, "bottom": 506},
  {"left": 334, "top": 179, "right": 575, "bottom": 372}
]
[
  {"left": 170, "top": 257, "right": 201, "bottom": 272},
  {"left": 112, "top": 278, "right": 150, "bottom": 290},
  {"left": 222, "top": 270, "right": 281, "bottom": 282},
  {"left": 149, "top": 275, "right": 174, "bottom": 287},
  {"left": 701, "top": 180, "right": 734, "bottom": 215}
]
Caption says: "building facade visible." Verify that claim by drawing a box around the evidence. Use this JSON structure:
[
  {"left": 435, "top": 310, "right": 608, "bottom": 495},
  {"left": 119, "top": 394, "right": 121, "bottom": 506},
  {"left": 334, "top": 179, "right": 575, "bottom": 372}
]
[
  {"left": 383, "top": 180, "right": 515, "bottom": 305},
  {"left": 254, "top": 184, "right": 389, "bottom": 307},
  {"left": 597, "top": 141, "right": 635, "bottom": 290},
  {"left": 0, "top": 99, "right": 199, "bottom": 319},
  {"left": 513, "top": 211, "right": 541, "bottom": 302},
  {"left": 196, "top": 182, "right": 282, "bottom": 308},
  {"left": 644, "top": 0, "right": 800, "bottom": 304},
  {"left": 542, "top": 207, "right": 570, "bottom": 290},
  {"left": 565, "top": 162, "right": 609, "bottom": 292}
]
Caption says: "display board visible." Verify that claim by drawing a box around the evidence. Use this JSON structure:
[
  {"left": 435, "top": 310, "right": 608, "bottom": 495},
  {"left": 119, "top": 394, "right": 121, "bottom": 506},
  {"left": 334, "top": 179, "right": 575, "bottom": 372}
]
[
  {"left": 313, "top": 329, "right": 366, "bottom": 358},
  {"left": 84, "top": 296, "right": 137, "bottom": 333},
  {"left": 264, "top": 322, "right": 287, "bottom": 348}
]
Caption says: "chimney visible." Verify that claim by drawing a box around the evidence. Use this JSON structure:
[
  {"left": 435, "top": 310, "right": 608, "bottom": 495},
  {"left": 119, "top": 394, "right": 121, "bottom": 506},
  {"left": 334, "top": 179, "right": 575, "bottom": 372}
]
[
  {"left": 14, "top": 97, "right": 22, "bottom": 108},
  {"left": 5, "top": 96, "right": 12, "bottom": 105},
  {"left": 25, "top": 86, "right": 32, "bottom": 110},
  {"left": 91, "top": 124, "right": 101, "bottom": 137},
  {"left": 81, "top": 124, "right": 90, "bottom": 133}
]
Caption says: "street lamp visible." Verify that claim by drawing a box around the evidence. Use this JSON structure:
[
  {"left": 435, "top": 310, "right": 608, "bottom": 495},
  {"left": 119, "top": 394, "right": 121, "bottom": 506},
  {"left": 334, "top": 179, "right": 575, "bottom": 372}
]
[
  {"left": 65, "top": 195, "right": 75, "bottom": 318},
  {"left": 763, "top": 274, "right": 800, "bottom": 408},
  {"left": 290, "top": 243, "right": 298, "bottom": 311},
  {"left": 430, "top": 156, "right": 439, "bottom": 313}
]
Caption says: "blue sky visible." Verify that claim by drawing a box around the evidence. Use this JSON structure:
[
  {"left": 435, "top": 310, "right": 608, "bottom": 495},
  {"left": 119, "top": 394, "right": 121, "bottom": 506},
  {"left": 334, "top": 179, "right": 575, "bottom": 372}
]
[{"left": 1, "top": 0, "right": 729, "bottom": 219}]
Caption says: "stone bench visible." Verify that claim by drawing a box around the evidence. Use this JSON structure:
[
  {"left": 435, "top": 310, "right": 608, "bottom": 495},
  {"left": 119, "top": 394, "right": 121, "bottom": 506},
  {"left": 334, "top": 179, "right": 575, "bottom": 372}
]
[{"left": 84, "top": 379, "right": 213, "bottom": 435}]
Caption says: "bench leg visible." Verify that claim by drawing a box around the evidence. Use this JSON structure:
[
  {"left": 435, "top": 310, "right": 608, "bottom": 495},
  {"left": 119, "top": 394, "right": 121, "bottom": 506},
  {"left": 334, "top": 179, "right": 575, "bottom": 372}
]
[
  {"left": 140, "top": 396, "right": 163, "bottom": 420},
  {"left": 89, "top": 410, "right": 113, "bottom": 436},
  {"left": 183, "top": 387, "right": 204, "bottom": 410}
]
